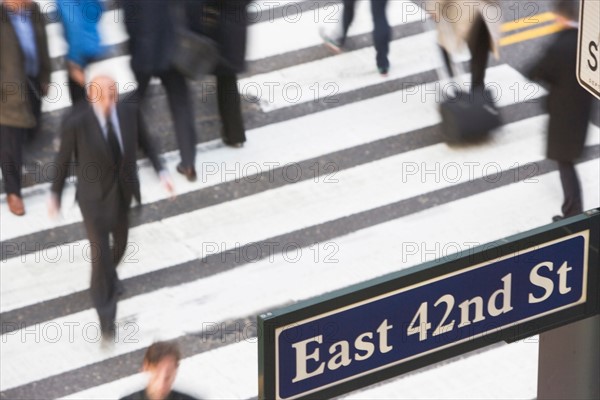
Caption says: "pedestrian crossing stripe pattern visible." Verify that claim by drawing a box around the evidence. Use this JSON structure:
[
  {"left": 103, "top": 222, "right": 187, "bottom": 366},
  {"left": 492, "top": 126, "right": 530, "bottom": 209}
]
[
  {"left": 2, "top": 1, "right": 599, "bottom": 399},
  {"left": 27, "top": 0, "right": 566, "bottom": 113}
]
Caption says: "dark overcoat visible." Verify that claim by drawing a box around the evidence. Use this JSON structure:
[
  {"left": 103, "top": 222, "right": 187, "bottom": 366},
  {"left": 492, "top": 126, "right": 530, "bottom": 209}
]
[
  {"left": 529, "top": 29, "right": 594, "bottom": 162},
  {"left": 120, "top": 0, "right": 178, "bottom": 76},
  {"left": 0, "top": 2, "right": 51, "bottom": 128}
]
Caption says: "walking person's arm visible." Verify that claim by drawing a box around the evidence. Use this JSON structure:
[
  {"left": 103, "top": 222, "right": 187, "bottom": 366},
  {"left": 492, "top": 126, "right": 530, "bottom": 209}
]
[
  {"left": 48, "top": 115, "right": 77, "bottom": 217},
  {"left": 136, "top": 108, "right": 176, "bottom": 199}
]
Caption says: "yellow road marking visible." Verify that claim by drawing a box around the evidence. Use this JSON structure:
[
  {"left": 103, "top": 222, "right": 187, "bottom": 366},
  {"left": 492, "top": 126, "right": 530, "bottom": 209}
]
[
  {"left": 500, "top": 21, "right": 565, "bottom": 47},
  {"left": 501, "top": 12, "right": 557, "bottom": 33}
]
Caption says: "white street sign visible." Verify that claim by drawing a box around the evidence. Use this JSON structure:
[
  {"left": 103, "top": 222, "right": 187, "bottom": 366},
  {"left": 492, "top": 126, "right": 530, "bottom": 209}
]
[{"left": 578, "top": 0, "right": 600, "bottom": 99}]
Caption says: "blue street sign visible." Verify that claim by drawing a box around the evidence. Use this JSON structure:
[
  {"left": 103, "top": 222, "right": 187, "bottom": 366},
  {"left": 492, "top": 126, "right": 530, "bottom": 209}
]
[{"left": 258, "top": 211, "right": 600, "bottom": 400}]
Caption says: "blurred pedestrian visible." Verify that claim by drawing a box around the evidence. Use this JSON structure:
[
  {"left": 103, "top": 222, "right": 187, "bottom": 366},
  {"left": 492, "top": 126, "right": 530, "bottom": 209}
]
[
  {"left": 56, "top": 0, "right": 106, "bottom": 104},
  {"left": 186, "top": 0, "right": 249, "bottom": 148},
  {"left": 320, "top": 0, "right": 391, "bottom": 76},
  {"left": 121, "top": 341, "right": 198, "bottom": 400},
  {"left": 1, "top": 0, "right": 51, "bottom": 216},
  {"left": 120, "top": 0, "right": 199, "bottom": 181},
  {"left": 528, "top": 0, "right": 593, "bottom": 220},
  {"left": 428, "top": 0, "right": 501, "bottom": 89},
  {"left": 48, "top": 75, "right": 174, "bottom": 340}
]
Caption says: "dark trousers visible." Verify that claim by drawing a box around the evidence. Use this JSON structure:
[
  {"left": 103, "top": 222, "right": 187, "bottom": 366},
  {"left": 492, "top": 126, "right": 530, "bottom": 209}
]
[
  {"left": 217, "top": 74, "right": 246, "bottom": 144},
  {"left": 440, "top": 15, "right": 490, "bottom": 89},
  {"left": 0, "top": 125, "right": 25, "bottom": 196},
  {"left": 1, "top": 77, "right": 44, "bottom": 196},
  {"left": 341, "top": 0, "right": 390, "bottom": 70},
  {"left": 467, "top": 15, "right": 490, "bottom": 88},
  {"left": 26, "top": 77, "right": 43, "bottom": 137},
  {"left": 135, "top": 68, "right": 197, "bottom": 168},
  {"left": 83, "top": 197, "right": 129, "bottom": 335},
  {"left": 68, "top": 76, "right": 87, "bottom": 105},
  {"left": 557, "top": 161, "right": 583, "bottom": 217}
]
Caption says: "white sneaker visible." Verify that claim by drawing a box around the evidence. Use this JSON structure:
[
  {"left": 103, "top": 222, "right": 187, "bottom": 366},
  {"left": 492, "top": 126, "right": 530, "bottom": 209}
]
[{"left": 319, "top": 26, "right": 343, "bottom": 53}]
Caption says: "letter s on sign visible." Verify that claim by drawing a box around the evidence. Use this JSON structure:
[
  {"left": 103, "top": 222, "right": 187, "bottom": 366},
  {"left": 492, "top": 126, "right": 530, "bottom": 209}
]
[
  {"left": 588, "top": 40, "right": 598, "bottom": 72},
  {"left": 528, "top": 261, "right": 554, "bottom": 304}
]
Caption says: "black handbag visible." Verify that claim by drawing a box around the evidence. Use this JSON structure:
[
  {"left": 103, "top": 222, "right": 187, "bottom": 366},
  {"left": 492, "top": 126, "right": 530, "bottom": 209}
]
[
  {"left": 172, "top": 28, "right": 219, "bottom": 80},
  {"left": 439, "top": 88, "right": 502, "bottom": 142},
  {"left": 171, "top": 0, "right": 220, "bottom": 80}
]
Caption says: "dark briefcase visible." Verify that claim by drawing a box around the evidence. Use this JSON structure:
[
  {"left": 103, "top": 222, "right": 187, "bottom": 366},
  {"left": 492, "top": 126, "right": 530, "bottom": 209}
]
[
  {"left": 172, "top": 28, "right": 220, "bottom": 80},
  {"left": 439, "top": 87, "right": 502, "bottom": 143}
]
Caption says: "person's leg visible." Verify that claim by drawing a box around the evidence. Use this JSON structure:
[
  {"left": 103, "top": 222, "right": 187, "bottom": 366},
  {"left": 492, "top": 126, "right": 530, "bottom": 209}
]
[
  {"left": 84, "top": 217, "right": 118, "bottom": 337},
  {"left": 557, "top": 161, "right": 583, "bottom": 217},
  {"left": 340, "top": 0, "right": 357, "bottom": 44},
  {"left": 132, "top": 73, "right": 152, "bottom": 106},
  {"left": 111, "top": 199, "right": 129, "bottom": 294},
  {"left": 112, "top": 198, "right": 130, "bottom": 265},
  {"left": 0, "top": 125, "right": 24, "bottom": 198},
  {"left": 467, "top": 15, "right": 490, "bottom": 89},
  {"left": 27, "top": 78, "right": 42, "bottom": 138},
  {"left": 439, "top": 46, "right": 455, "bottom": 77},
  {"left": 370, "top": 0, "right": 391, "bottom": 72},
  {"left": 68, "top": 76, "right": 87, "bottom": 105},
  {"left": 160, "top": 69, "right": 197, "bottom": 169},
  {"left": 217, "top": 73, "right": 246, "bottom": 145}
]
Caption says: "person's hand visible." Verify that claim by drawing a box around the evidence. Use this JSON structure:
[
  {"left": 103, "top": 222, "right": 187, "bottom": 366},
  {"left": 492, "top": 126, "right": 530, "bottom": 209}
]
[
  {"left": 160, "top": 171, "right": 176, "bottom": 200},
  {"left": 47, "top": 192, "right": 61, "bottom": 219},
  {"left": 68, "top": 62, "right": 86, "bottom": 86}
]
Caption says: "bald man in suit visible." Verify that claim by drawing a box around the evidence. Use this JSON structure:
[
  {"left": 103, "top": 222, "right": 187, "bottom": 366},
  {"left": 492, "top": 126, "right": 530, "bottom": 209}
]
[{"left": 49, "top": 76, "right": 174, "bottom": 340}]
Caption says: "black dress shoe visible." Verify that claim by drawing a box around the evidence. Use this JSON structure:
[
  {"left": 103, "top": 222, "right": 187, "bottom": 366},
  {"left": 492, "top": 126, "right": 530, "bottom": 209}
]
[
  {"left": 176, "top": 163, "right": 197, "bottom": 182},
  {"left": 100, "top": 319, "right": 116, "bottom": 344},
  {"left": 552, "top": 215, "right": 564, "bottom": 222},
  {"left": 223, "top": 139, "right": 244, "bottom": 148}
]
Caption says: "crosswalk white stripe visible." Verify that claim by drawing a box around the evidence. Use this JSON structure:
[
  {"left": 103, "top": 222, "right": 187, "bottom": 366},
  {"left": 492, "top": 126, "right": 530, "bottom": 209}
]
[
  {"left": 45, "top": 21, "right": 68, "bottom": 58},
  {"left": 6, "top": 112, "right": 600, "bottom": 313},
  {"left": 42, "top": 70, "right": 70, "bottom": 110},
  {"left": 246, "top": 0, "right": 426, "bottom": 61},
  {"left": 97, "top": 9, "right": 130, "bottom": 46},
  {"left": 6, "top": 159, "right": 597, "bottom": 394},
  {"left": 1, "top": 65, "right": 545, "bottom": 241},
  {"left": 242, "top": 31, "right": 469, "bottom": 112},
  {"left": 8, "top": 112, "right": 595, "bottom": 312}
]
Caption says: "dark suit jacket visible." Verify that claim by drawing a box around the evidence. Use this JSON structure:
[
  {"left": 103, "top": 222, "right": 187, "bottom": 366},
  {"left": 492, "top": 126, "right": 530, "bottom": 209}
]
[
  {"left": 0, "top": 2, "right": 51, "bottom": 128},
  {"left": 528, "top": 28, "right": 593, "bottom": 162},
  {"left": 120, "top": 0, "right": 178, "bottom": 76},
  {"left": 51, "top": 102, "right": 162, "bottom": 222}
]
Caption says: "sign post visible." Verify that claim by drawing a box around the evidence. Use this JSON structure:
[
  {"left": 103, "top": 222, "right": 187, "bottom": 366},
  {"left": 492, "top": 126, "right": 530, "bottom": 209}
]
[
  {"left": 258, "top": 209, "right": 599, "bottom": 399},
  {"left": 577, "top": 0, "right": 600, "bottom": 99}
]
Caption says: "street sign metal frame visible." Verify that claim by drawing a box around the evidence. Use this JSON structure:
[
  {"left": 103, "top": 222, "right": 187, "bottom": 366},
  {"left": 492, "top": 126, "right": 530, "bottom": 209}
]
[
  {"left": 577, "top": 0, "right": 600, "bottom": 99},
  {"left": 258, "top": 209, "right": 600, "bottom": 400}
]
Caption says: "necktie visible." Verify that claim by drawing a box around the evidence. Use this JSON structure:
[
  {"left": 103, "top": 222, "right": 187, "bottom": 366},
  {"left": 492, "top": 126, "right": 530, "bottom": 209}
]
[{"left": 106, "top": 118, "right": 122, "bottom": 164}]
